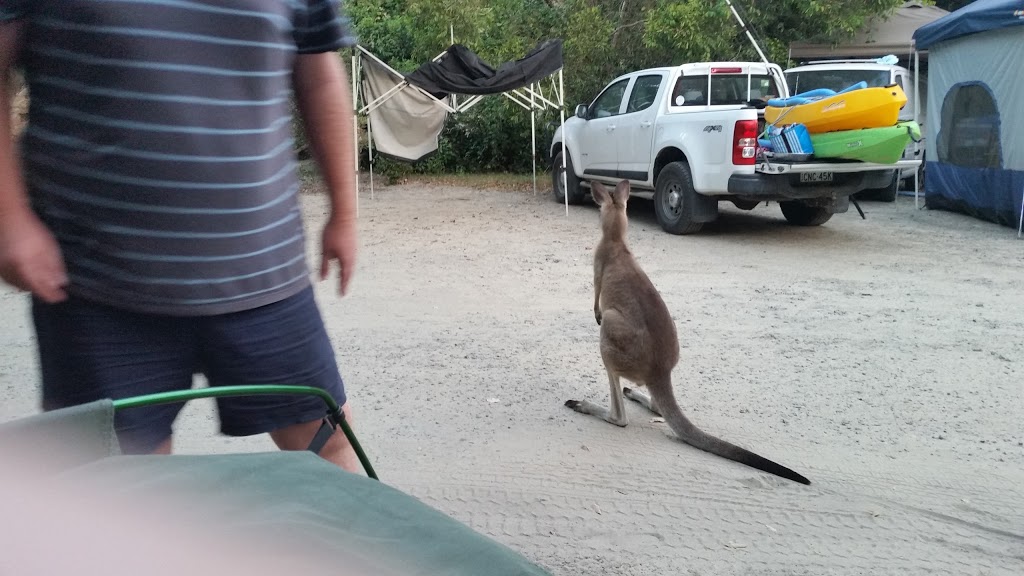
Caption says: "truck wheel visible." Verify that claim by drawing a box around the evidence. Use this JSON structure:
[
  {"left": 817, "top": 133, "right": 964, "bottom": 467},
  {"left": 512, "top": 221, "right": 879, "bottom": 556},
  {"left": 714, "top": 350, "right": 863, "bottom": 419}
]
[
  {"left": 875, "top": 170, "right": 900, "bottom": 203},
  {"left": 779, "top": 201, "right": 833, "bottom": 226},
  {"left": 552, "top": 150, "right": 585, "bottom": 205},
  {"left": 654, "top": 162, "right": 704, "bottom": 235}
]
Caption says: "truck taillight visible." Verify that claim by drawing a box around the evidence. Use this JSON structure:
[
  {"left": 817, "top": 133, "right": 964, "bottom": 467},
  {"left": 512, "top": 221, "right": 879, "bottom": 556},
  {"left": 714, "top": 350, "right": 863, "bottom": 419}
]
[{"left": 732, "top": 119, "right": 758, "bottom": 165}]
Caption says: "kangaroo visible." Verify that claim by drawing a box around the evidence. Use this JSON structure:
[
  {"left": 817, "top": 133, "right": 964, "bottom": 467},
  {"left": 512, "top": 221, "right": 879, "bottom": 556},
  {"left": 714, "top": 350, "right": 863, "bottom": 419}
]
[{"left": 564, "top": 180, "right": 810, "bottom": 486}]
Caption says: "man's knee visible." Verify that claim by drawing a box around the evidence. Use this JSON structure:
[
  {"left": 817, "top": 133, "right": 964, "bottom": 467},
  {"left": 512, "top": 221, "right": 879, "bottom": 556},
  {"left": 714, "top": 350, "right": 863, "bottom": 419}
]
[{"left": 268, "top": 403, "right": 360, "bottom": 473}]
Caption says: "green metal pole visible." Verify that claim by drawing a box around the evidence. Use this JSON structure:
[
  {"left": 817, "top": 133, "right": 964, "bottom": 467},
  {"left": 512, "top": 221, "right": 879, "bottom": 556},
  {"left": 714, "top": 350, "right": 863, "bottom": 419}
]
[{"left": 111, "top": 385, "right": 378, "bottom": 480}]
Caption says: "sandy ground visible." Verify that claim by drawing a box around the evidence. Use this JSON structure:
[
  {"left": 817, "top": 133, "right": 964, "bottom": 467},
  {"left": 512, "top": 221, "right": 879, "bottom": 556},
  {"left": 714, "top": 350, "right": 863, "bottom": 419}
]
[{"left": 2, "top": 179, "right": 1022, "bottom": 575}]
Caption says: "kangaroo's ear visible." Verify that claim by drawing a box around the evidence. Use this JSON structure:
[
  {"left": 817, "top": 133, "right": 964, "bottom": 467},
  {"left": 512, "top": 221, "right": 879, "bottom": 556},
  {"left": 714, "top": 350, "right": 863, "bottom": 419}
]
[
  {"left": 591, "top": 181, "right": 610, "bottom": 206},
  {"left": 613, "top": 179, "right": 630, "bottom": 206}
]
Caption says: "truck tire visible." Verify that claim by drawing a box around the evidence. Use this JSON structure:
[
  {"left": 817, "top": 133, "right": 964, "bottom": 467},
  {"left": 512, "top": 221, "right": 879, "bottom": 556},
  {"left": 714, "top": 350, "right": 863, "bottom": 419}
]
[
  {"left": 779, "top": 201, "right": 833, "bottom": 226},
  {"left": 654, "top": 161, "right": 704, "bottom": 235},
  {"left": 875, "top": 170, "right": 900, "bottom": 203},
  {"left": 552, "top": 150, "right": 585, "bottom": 205}
]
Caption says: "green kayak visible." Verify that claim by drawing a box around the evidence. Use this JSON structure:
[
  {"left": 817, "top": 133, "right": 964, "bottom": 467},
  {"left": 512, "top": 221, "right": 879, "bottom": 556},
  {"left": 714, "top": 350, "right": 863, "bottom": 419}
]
[{"left": 810, "top": 121, "right": 921, "bottom": 164}]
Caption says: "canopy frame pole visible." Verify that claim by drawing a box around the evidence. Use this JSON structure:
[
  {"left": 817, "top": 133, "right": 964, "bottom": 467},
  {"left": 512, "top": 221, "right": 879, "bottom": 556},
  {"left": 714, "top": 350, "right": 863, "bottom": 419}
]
[
  {"left": 914, "top": 49, "right": 922, "bottom": 209},
  {"left": 531, "top": 81, "right": 537, "bottom": 195},
  {"left": 1018, "top": 182, "right": 1023, "bottom": 239},
  {"left": 559, "top": 68, "right": 567, "bottom": 217},
  {"left": 351, "top": 51, "right": 360, "bottom": 218}
]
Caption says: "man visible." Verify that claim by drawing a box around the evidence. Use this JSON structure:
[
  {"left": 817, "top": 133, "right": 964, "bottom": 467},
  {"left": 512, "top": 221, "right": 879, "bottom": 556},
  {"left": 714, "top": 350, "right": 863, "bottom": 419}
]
[{"left": 0, "top": 1, "right": 363, "bottom": 472}]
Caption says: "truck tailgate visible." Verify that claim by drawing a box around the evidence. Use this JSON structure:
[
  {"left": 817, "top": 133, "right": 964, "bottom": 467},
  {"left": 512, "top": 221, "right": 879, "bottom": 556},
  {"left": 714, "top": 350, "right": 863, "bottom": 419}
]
[{"left": 755, "top": 159, "right": 921, "bottom": 175}]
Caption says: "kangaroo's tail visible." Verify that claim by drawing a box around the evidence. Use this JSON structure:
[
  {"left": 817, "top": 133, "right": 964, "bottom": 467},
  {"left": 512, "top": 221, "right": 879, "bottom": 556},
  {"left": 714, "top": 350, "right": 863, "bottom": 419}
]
[{"left": 653, "top": 384, "right": 810, "bottom": 485}]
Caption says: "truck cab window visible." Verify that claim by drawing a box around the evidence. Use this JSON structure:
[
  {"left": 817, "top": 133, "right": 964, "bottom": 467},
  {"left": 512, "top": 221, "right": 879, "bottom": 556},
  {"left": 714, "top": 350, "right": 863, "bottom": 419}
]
[
  {"left": 672, "top": 74, "right": 776, "bottom": 106},
  {"left": 671, "top": 76, "right": 707, "bottom": 106},
  {"left": 590, "top": 78, "right": 630, "bottom": 118},
  {"left": 787, "top": 69, "right": 891, "bottom": 93},
  {"left": 626, "top": 75, "right": 664, "bottom": 113}
]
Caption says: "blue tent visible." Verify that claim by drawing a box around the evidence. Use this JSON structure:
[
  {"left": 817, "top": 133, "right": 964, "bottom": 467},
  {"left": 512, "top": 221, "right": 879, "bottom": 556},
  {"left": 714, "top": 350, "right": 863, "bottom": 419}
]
[
  {"left": 912, "top": 0, "right": 1024, "bottom": 229},
  {"left": 914, "top": 0, "right": 1024, "bottom": 49}
]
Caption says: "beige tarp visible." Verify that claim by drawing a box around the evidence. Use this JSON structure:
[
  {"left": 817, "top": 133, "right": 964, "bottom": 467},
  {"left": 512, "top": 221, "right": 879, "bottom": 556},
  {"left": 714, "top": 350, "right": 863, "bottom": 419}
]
[
  {"left": 359, "top": 53, "right": 449, "bottom": 163},
  {"left": 789, "top": 1, "right": 949, "bottom": 60}
]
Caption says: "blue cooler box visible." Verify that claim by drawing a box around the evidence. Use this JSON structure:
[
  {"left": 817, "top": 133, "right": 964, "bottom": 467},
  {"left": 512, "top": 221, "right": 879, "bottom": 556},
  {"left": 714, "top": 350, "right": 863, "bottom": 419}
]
[{"left": 768, "top": 124, "right": 814, "bottom": 155}]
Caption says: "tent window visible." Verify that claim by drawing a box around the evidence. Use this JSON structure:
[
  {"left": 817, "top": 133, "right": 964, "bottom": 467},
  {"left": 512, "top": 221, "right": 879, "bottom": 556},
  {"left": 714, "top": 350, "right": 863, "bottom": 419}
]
[{"left": 938, "top": 82, "right": 1002, "bottom": 169}]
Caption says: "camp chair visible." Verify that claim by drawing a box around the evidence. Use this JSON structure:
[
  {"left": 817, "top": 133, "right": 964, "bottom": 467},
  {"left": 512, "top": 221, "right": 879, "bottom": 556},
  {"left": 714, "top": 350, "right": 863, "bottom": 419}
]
[{"left": 0, "top": 386, "right": 553, "bottom": 576}]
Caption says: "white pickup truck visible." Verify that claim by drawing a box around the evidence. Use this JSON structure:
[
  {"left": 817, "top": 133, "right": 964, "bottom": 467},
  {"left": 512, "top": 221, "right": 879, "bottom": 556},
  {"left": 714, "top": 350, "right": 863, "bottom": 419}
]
[{"left": 550, "top": 61, "right": 922, "bottom": 234}]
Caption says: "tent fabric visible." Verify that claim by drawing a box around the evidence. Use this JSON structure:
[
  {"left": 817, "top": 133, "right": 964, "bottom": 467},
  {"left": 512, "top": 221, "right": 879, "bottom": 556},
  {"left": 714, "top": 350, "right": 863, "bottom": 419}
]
[
  {"left": 360, "top": 52, "right": 449, "bottom": 163},
  {"left": 55, "top": 452, "right": 555, "bottom": 576},
  {"left": 925, "top": 26, "right": 1024, "bottom": 171},
  {"left": 0, "top": 399, "right": 122, "bottom": 474},
  {"left": 913, "top": 0, "right": 1024, "bottom": 51},
  {"left": 923, "top": 24, "right": 1024, "bottom": 227},
  {"left": 405, "top": 39, "right": 563, "bottom": 99},
  {"left": 789, "top": 1, "right": 949, "bottom": 59},
  {"left": 1, "top": 400, "right": 554, "bottom": 576},
  {"left": 924, "top": 163, "right": 1024, "bottom": 227}
]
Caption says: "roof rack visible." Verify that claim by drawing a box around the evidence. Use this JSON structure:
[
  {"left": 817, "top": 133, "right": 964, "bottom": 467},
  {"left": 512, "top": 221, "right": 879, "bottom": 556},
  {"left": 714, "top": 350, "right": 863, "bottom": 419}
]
[{"left": 803, "top": 58, "right": 900, "bottom": 65}]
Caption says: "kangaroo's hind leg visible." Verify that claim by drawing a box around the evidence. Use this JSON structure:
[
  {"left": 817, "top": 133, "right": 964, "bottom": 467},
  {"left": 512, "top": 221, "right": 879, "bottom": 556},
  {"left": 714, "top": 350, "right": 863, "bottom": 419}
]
[
  {"left": 623, "top": 386, "right": 661, "bottom": 416},
  {"left": 565, "top": 368, "right": 629, "bottom": 427},
  {"left": 565, "top": 308, "right": 635, "bottom": 427}
]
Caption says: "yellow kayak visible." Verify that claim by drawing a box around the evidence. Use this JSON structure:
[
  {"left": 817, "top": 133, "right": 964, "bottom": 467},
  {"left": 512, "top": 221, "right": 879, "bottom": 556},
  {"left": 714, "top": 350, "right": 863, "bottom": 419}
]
[{"left": 764, "top": 84, "right": 908, "bottom": 134}]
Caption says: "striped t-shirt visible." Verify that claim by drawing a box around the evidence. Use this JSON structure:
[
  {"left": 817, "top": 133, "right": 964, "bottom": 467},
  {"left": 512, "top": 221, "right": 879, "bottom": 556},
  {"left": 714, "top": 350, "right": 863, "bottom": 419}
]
[{"left": 0, "top": 0, "right": 357, "bottom": 315}]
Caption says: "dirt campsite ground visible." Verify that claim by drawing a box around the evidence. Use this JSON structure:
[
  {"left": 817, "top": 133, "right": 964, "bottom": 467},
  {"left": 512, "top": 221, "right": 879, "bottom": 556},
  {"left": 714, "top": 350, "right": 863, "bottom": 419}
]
[{"left": 2, "top": 173, "right": 1022, "bottom": 575}]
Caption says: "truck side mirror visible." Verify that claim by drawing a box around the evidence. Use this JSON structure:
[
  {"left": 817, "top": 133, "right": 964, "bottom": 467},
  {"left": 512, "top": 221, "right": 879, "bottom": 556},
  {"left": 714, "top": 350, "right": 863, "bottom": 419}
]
[{"left": 575, "top": 104, "right": 588, "bottom": 119}]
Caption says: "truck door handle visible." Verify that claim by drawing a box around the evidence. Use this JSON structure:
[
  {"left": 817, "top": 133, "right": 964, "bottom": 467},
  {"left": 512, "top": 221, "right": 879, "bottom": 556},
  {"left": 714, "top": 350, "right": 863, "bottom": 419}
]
[
  {"left": 640, "top": 121, "right": 652, "bottom": 128},
  {"left": 606, "top": 125, "right": 616, "bottom": 132}
]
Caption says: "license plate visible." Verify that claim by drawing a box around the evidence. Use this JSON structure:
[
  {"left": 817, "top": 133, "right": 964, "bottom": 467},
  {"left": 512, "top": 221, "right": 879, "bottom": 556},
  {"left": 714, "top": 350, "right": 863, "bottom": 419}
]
[{"left": 800, "top": 171, "right": 833, "bottom": 183}]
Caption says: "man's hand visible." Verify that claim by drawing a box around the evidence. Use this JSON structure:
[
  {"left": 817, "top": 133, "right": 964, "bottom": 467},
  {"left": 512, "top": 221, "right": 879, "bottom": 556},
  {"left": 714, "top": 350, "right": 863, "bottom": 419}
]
[
  {"left": 320, "top": 215, "right": 357, "bottom": 297},
  {"left": 0, "top": 210, "right": 68, "bottom": 303}
]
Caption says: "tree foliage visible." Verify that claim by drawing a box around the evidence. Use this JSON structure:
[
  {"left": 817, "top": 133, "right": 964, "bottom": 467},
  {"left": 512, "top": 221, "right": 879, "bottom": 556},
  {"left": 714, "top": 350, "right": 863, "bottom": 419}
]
[{"left": 343, "top": 0, "right": 906, "bottom": 177}]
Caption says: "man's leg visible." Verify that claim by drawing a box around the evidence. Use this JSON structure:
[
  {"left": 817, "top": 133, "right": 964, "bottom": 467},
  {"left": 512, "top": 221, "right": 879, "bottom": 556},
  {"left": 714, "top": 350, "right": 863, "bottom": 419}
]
[
  {"left": 199, "top": 286, "right": 361, "bottom": 474},
  {"left": 32, "top": 296, "right": 197, "bottom": 455},
  {"left": 267, "top": 402, "right": 358, "bottom": 471}
]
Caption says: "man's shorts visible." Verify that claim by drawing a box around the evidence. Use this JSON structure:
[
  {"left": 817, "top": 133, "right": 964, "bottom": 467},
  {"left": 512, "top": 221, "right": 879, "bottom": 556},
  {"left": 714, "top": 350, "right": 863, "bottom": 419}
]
[{"left": 31, "top": 285, "right": 347, "bottom": 454}]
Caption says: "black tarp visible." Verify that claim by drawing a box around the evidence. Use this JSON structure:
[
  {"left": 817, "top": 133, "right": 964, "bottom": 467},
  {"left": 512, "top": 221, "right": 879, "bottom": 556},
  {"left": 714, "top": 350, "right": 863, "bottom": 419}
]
[{"left": 405, "top": 39, "right": 563, "bottom": 99}]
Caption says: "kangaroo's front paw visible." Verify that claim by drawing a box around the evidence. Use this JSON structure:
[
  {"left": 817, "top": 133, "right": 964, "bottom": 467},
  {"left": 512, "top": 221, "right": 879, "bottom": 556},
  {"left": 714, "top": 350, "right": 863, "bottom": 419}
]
[{"left": 594, "top": 309, "right": 602, "bottom": 325}]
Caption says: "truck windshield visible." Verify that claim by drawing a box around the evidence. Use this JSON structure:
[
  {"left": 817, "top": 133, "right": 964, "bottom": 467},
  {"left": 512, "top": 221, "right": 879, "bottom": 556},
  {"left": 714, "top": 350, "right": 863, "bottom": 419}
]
[
  {"left": 670, "top": 74, "right": 778, "bottom": 106},
  {"left": 785, "top": 69, "right": 891, "bottom": 94}
]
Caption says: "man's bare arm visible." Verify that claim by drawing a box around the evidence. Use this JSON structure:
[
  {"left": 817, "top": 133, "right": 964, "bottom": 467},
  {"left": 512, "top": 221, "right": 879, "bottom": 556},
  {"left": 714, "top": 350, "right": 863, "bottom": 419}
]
[
  {"left": 292, "top": 52, "right": 357, "bottom": 219},
  {"left": 0, "top": 22, "right": 28, "bottom": 219},
  {"left": 0, "top": 22, "right": 68, "bottom": 303},
  {"left": 292, "top": 51, "right": 358, "bottom": 296}
]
